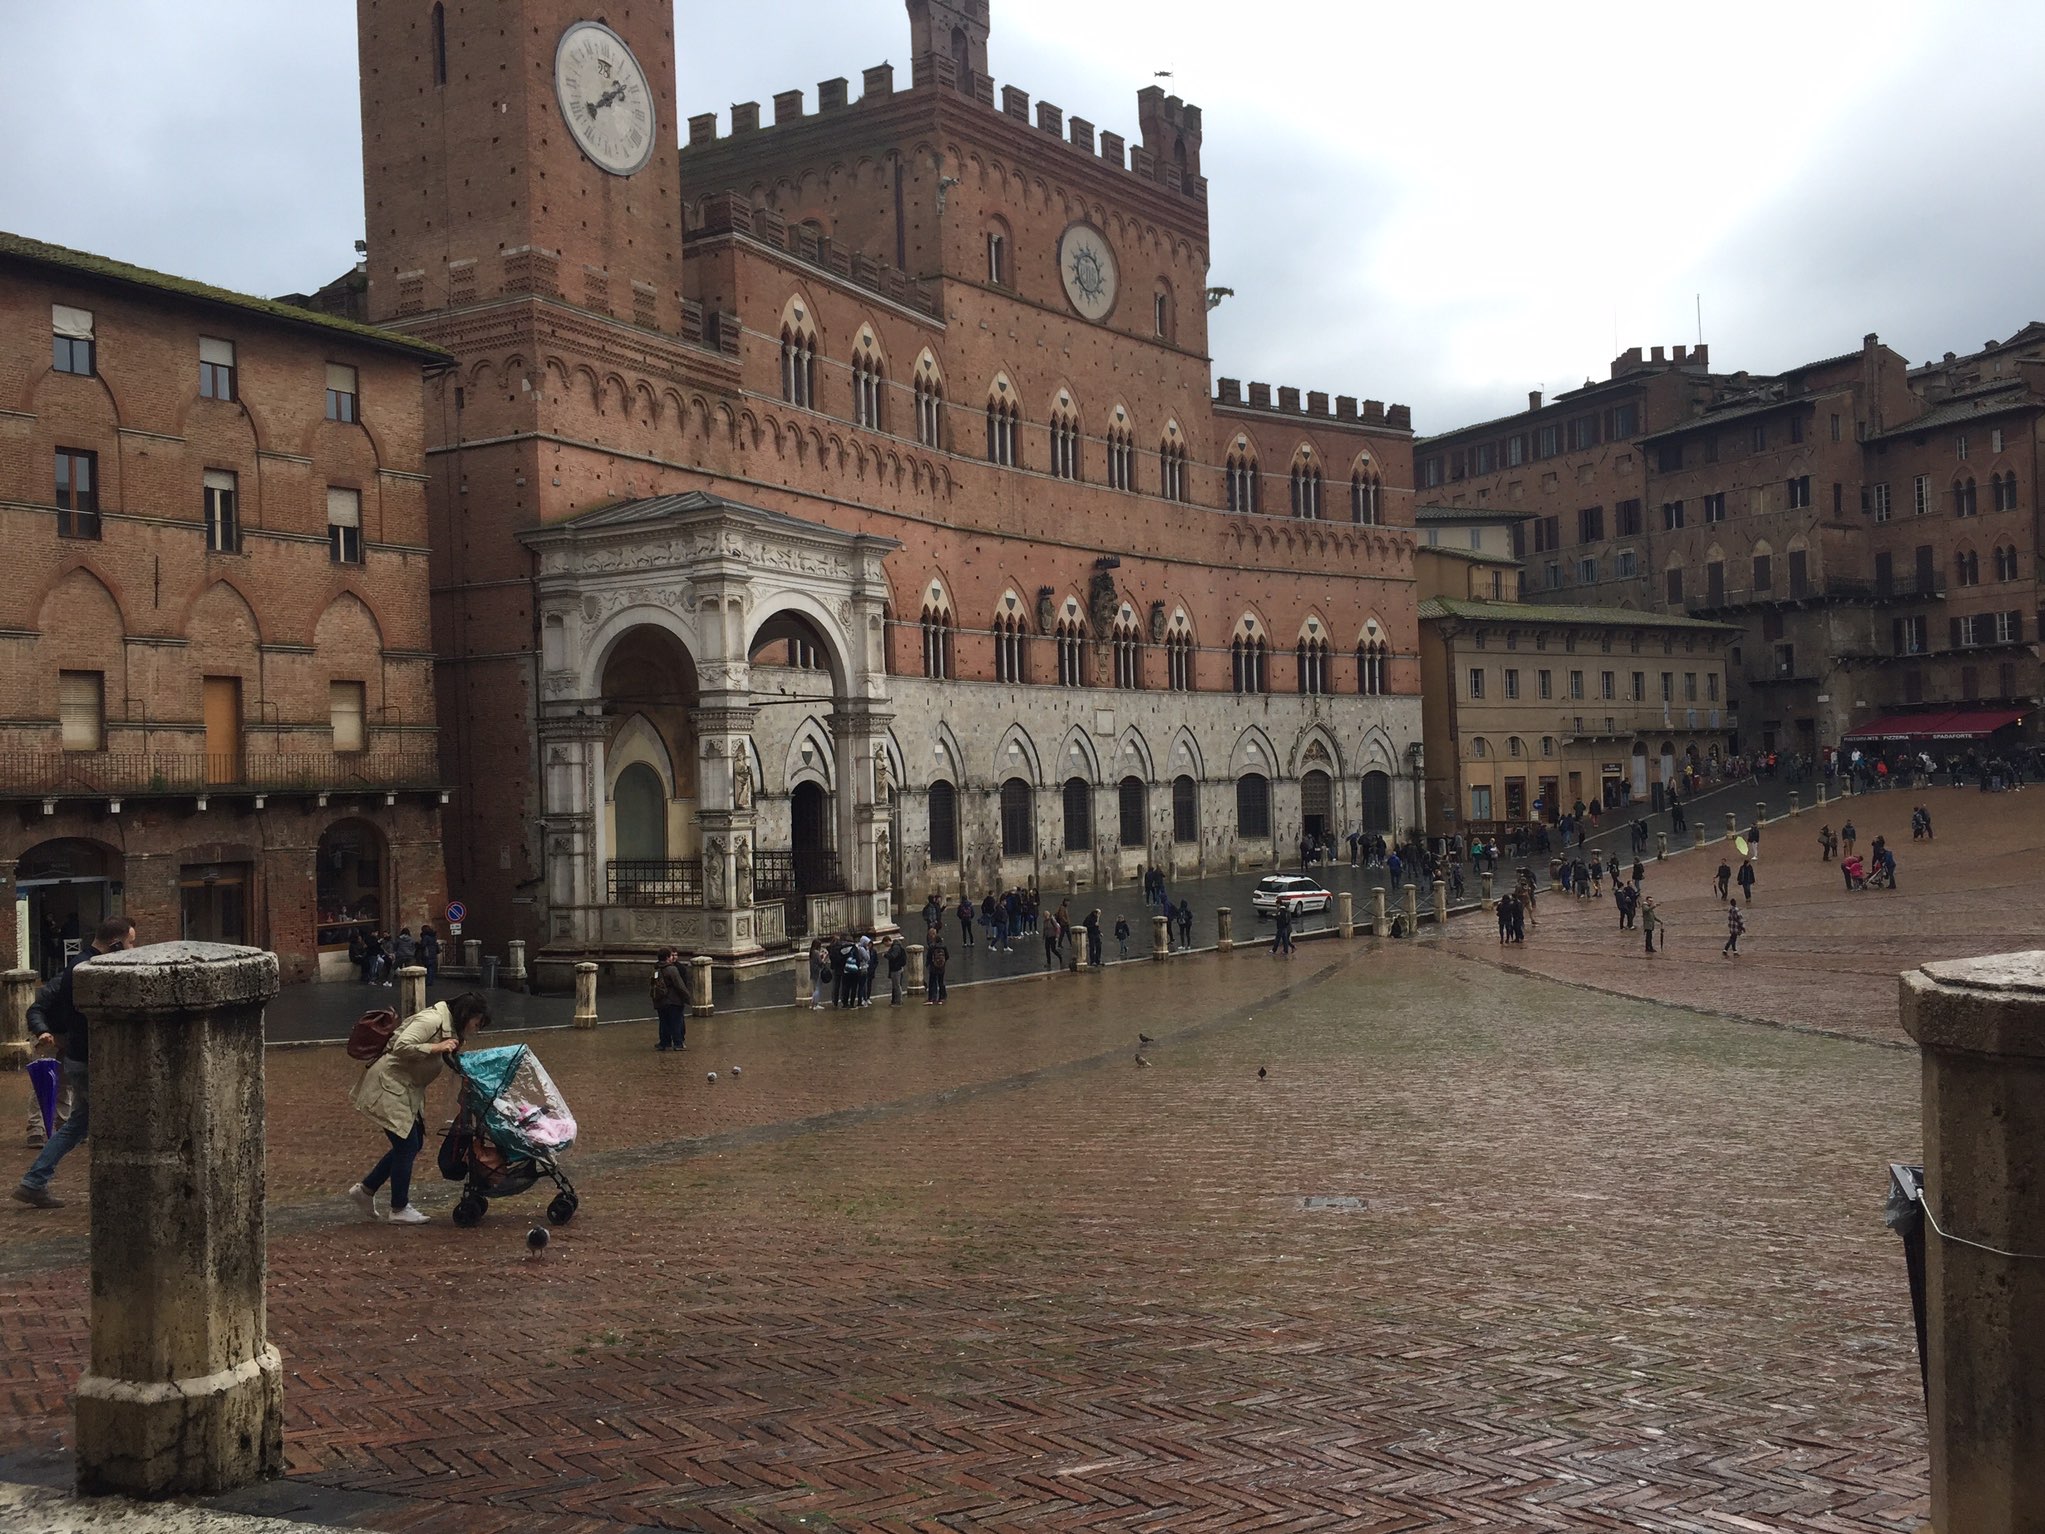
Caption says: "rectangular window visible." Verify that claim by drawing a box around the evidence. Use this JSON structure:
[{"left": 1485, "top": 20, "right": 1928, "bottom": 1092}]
[
  {"left": 1872, "top": 483, "right": 1891, "bottom": 522},
  {"left": 1476, "top": 442, "right": 1495, "bottom": 474},
  {"left": 1830, "top": 413, "right": 1842, "bottom": 443},
  {"left": 1703, "top": 492, "right": 1726, "bottom": 524},
  {"left": 986, "top": 232, "right": 1007, "bottom": 286},
  {"left": 1751, "top": 422, "right": 1767, "bottom": 452},
  {"left": 1470, "top": 784, "right": 1492, "bottom": 821},
  {"left": 1422, "top": 457, "right": 1443, "bottom": 488},
  {"left": 1956, "top": 433, "right": 1969, "bottom": 461},
  {"left": 1703, "top": 435, "right": 1720, "bottom": 464},
  {"left": 1616, "top": 550, "right": 1637, "bottom": 578},
  {"left": 1577, "top": 556, "right": 1597, "bottom": 584},
  {"left": 54, "top": 448, "right": 101, "bottom": 538},
  {"left": 1657, "top": 441, "right": 1683, "bottom": 472},
  {"left": 325, "top": 363, "right": 359, "bottom": 423},
  {"left": 330, "top": 681, "right": 366, "bottom": 753},
  {"left": 1785, "top": 475, "right": 1811, "bottom": 509},
  {"left": 1578, "top": 506, "right": 1604, "bottom": 543},
  {"left": 1752, "top": 553, "right": 1772, "bottom": 591},
  {"left": 203, "top": 469, "right": 240, "bottom": 553},
  {"left": 1600, "top": 670, "right": 1615, "bottom": 701},
  {"left": 1708, "top": 672, "right": 1719, "bottom": 702},
  {"left": 1774, "top": 642, "right": 1795, "bottom": 677},
  {"left": 1538, "top": 423, "right": 1560, "bottom": 458},
  {"left": 1995, "top": 610, "right": 2021, "bottom": 644},
  {"left": 1992, "top": 427, "right": 2005, "bottom": 453},
  {"left": 1610, "top": 402, "right": 1638, "bottom": 439},
  {"left": 59, "top": 670, "right": 105, "bottom": 752},
  {"left": 1568, "top": 416, "right": 1598, "bottom": 452},
  {"left": 1506, "top": 435, "right": 1525, "bottom": 467},
  {"left": 1502, "top": 667, "right": 1520, "bottom": 700},
  {"left": 1630, "top": 671, "right": 1645, "bottom": 702},
  {"left": 1789, "top": 414, "right": 1805, "bottom": 445},
  {"left": 1615, "top": 499, "right": 1642, "bottom": 537},
  {"left": 326, "top": 486, "right": 363, "bottom": 564},
  {"left": 1568, "top": 669, "right": 1584, "bottom": 700},
  {"left": 1467, "top": 667, "right": 1485, "bottom": 700},
  {"left": 52, "top": 305, "right": 95, "bottom": 375},
  {"left": 1662, "top": 500, "right": 1685, "bottom": 530},
  {"left": 199, "top": 336, "right": 237, "bottom": 400},
  {"left": 1915, "top": 474, "right": 1931, "bottom": 515},
  {"left": 1665, "top": 566, "right": 1683, "bottom": 604}
]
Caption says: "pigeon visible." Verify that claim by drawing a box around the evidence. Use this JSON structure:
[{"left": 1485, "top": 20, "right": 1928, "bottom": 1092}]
[
  {"left": 527, "top": 1226, "right": 549, "bottom": 1252},
  {"left": 706, "top": 1071, "right": 718, "bottom": 1085},
  {"left": 1138, "top": 1033, "right": 1155, "bottom": 1044},
  {"left": 1134, "top": 1054, "right": 1151, "bottom": 1068},
  {"left": 1257, "top": 1066, "right": 1268, "bottom": 1079},
  {"left": 730, "top": 1065, "right": 741, "bottom": 1078}
]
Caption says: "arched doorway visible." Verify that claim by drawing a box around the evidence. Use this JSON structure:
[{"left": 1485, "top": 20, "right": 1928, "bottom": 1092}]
[
  {"left": 1300, "top": 769, "right": 1333, "bottom": 842},
  {"left": 790, "top": 779, "right": 837, "bottom": 893},
  {"left": 1361, "top": 770, "right": 1393, "bottom": 833},
  {"left": 17, "top": 839, "right": 120, "bottom": 979},
  {"left": 316, "top": 818, "right": 389, "bottom": 981},
  {"left": 612, "top": 762, "right": 666, "bottom": 862}
]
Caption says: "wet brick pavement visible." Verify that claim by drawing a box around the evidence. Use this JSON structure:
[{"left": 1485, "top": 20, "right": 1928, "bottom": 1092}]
[{"left": 0, "top": 776, "right": 1975, "bottom": 1530}]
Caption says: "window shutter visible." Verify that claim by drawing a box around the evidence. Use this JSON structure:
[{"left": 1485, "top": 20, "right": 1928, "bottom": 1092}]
[
  {"left": 200, "top": 336, "right": 235, "bottom": 366},
  {"left": 1891, "top": 618, "right": 1903, "bottom": 653},
  {"left": 52, "top": 305, "right": 94, "bottom": 339},
  {"left": 326, "top": 362, "right": 357, "bottom": 393},
  {"left": 326, "top": 487, "right": 361, "bottom": 527},
  {"left": 330, "top": 682, "right": 366, "bottom": 753},
  {"left": 1950, "top": 617, "right": 1963, "bottom": 649},
  {"left": 2009, "top": 611, "right": 2024, "bottom": 642},
  {"left": 59, "top": 672, "right": 104, "bottom": 751}
]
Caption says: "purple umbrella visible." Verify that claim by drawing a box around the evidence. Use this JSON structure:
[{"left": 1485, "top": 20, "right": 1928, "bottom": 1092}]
[{"left": 27, "top": 1057, "right": 59, "bottom": 1140}]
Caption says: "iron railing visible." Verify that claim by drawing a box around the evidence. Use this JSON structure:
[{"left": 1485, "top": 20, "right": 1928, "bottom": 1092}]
[
  {"left": 0, "top": 750, "right": 442, "bottom": 796},
  {"left": 607, "top": 859, "right": 704, "bottom": 907}
]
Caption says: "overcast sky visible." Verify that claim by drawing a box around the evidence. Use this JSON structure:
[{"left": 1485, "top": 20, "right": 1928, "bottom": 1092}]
[{"left": 5, "top": 1, "right": 2040, "bottom": 431}]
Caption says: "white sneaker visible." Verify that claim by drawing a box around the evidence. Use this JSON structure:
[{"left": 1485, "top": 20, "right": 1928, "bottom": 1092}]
[
  {"left": 346, "top": 1183, "right": 382, "bottom": 1222},
  {"left": 387, "top": 1205, "right": 430, "bottom": 1225}
]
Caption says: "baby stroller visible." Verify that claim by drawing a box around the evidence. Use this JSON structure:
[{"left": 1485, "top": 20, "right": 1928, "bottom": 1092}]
[
  {"left": 1864, "top": 859, "right": 1895, "bottom": 890},
  {"left": 439, "top": 1044, "right": 580, "bottom": 1227}
]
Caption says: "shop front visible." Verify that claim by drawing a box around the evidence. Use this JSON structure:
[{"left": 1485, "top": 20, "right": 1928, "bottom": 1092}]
[{"left": 316, "top": 818, "right": 389, "bottom": 981}]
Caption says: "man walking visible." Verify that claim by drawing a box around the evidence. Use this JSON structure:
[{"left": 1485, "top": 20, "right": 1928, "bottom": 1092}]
[
  {"left": 1714, "top": 858, "right": 1732, "bottom": 901},
  {"left": 14, "top": 915, "right": 135, "bottom": 1209},
  {"left": 1175, "top": 898, "right": 1193, "bottom": 951},
  {"left": 652, "top": 946, "right": 688, "bottom": 1051},
  {"left": 925, "top": 936, "right": 948, "bottom": 1005},
  {"left": 1722, "top": 902, "right": 1745, "bottom": 957},
  {"left": 1642, "top": 896, "right": 1661, "bottom": 955},
  {"left": 1736, "top": 859, "right": 1756, "bottom": 904}
]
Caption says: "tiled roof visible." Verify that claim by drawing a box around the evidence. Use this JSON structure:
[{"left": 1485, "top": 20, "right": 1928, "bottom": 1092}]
[
  {"left": 1418, "top": 545, "right": 1522, "bottom": 566},
  {"left": 1638, "top": 393, "right": 1809, "bottom": 443},
  {"left": 1414, "top": 503, "right": 1535, "bottom": 522},
  {"left": 1418, "top": 597, "right": 1735, "bottom": 632},
  {"left": 0, "top": 231, "right": 453, "bottom": 361},
  {"left": 1869, "top": 382, "right": 2043, "bottom": 440}
]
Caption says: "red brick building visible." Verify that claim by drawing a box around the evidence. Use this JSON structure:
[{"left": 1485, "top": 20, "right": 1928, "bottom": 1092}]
[
  {"left": 0, "top": 234, "right": 450, "bottom": 982},
  {"left": 351, "top": 0, "right": 1423, "bottom": 980}
]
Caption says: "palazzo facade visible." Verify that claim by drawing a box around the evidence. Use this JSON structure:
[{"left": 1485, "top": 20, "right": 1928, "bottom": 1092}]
[{"left": 351, "top": 0, "right": 1424, "bottom": 976}]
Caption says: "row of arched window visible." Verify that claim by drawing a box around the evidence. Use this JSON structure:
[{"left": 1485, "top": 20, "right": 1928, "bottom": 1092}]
[
  {"left": 932, "top": 773, "right": 1281, "bottom": 860},
  {"left": 1956, "top": 545, "right": 2024, "bottom": 586},
  {"left": 774, "top": 314, "right": 1388, "bottom": 522}
]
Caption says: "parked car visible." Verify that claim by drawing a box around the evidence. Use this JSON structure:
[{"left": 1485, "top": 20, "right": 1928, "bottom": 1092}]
[{"left": 1251, "top": 874, "right": 1333, "bottom": 917}]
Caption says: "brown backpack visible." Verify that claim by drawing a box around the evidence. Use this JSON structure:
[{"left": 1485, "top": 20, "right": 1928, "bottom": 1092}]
[{"left": 345, "top": 1007, "right": 401, "bottom": 1062}]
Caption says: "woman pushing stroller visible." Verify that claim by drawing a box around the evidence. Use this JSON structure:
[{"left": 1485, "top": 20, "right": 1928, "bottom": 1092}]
[{"left": 347, "top": 992, "right": 492, "bottom": 1224}]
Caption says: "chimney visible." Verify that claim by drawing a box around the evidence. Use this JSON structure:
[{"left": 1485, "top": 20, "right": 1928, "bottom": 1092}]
[
  {"left": 1528, "top": 389, "right": 1543, "bottom": 410},
  {"left": 1651, "top": 345, "right": 1666, "bottom": 363}
]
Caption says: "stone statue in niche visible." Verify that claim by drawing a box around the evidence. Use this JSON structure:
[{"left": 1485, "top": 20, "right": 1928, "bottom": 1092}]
[
  {"left": 704, "top": 838, "right": 726, "bottom": 906},
  {"left": 735, "top": 837, "right": 753, "bottom": 905},
  {"left": 873, "top": 746, "right": 892, "bottom": 799},
  {"left": 875, "top": 828, "right": 891, "bottom": 886},
  {"left": 731, "top": 753, "right": 753, "bottom": 809}
]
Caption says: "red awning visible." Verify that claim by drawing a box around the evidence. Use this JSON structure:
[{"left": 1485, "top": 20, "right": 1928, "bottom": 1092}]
[{"left": 1843, "top": 707, "right": 2023, "bottom": 742}]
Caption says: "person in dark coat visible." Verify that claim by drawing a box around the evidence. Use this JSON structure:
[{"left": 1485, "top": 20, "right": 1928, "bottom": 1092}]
[
  {"left": 14, "top": 915, "right": 135, "bottom": 1209},
  {"left": 1175, "top": 899, "right": 1192, "bottom": 950},
  {"left": 652, "top": 947, "right": 688, "bottom": 1050},
  {"left": 1736, "top": 859, "right": 1756, "bottom": 904},
  {"left": 419, "top": 924, "right": 441, "bottom": 987}
]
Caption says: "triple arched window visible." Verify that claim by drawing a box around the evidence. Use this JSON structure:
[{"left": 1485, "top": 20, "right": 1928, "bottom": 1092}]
[
  {"left": 1994, "top": 543, "right": 2020, "bottom": 581},
  {"left": 1955, "top": 548, "right": 1981, "bottom": 587},
  {"left": 920, "top": 603, "right": 954, "bottom": 678},
  {"left": 780, "top": 323, "right": 818, "bottom": 408},
  {"left": 913, "top": 363, "right": 944, "bottom": 448},
  {"left": 1112, "top": 618, "right": 1143, "bottom": 689},
  {"left": 1049, "top": 409, "right": 1083, "bottom": 481},
  {"left": 1055, "top": 618, "right": 1088, "bottom": 687},
  {"left": 1296, "top": 635, "right": 1331, "bottom": 695},
  {"left": 851, "top": 346, "right": 886, "bottom": 431},
  {"left": 1953, "top": 476, "right": 1978, "bottom": 517},
  {"left": 1159, "top": 433, "right": 1189, "bottom": 502},
  {"left": 993, "top": 612, "right": 1028, "bottom": 684},
  {"left": 1231, "top": 631, "right": 1269, "bottom": 694},
  {"left": 1351, "top": 463, "right": 1383, "bottom": 524},
  {"left": 1165, "top": 627, "right": 1195, "bottom": 691},
  {"left": 1357, "top": 638, "right": 1388, "bottom": 695},
  {"left": 986, "top": 392, "right": 1020, "bottom": 467},
  {"left": 1226, "top": 448, "right": 1260, "bottom": 513},
  {"left": 1290, "top": 452, "right": 1324, "bottom": 519},
  {"left": 1992, "top": 471, "right": 2020, "bottom": 512}
]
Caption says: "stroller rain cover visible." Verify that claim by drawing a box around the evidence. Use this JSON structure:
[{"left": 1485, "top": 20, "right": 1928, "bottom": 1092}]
[{"left": 455, "top": 1045, "right": 578, "bottom": 1159}]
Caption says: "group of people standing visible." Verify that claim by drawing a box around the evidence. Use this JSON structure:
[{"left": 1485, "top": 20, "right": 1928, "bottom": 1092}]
[
  {"left": 806, "top": 932, "right": 910, "bottom": 1011},
  {"left": 348, "top": 924, "right": 440, "bottom": 987}
]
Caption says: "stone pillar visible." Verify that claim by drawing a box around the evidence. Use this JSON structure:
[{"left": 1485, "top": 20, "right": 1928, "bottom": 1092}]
[
  {"left": 396, "top": 964, "right": 426, "bottom": 1018},
  {"left": 1656, "top": 831, "right": 1668, "bottom": 860},
  {"left": 505, "top": 939, "right": 527, "bottom": 989},
  {"left": 1337, "top": 891, "right": 1354, "bottom": 939},
  {"left": 1479, "top": 871, "right": 1493, "bottom": 904},
  {"left": 1693, "top": 825, "right": 1706, "bottom": 849},
  {"left": 689, "top": 955, "right": 714, "bottom": 1017},
  {"left": 1400, "top": 883, "right": 1418, "bottom": 934},
  {"left": 1755, "top": 800, "right": 1768, "bottom": 835},
  {"left": 1373, "top": 887, "right": 1389, "bottom": 935},
  {"left": 462, "top": 939, "right": 482, "bottom": 972},
  {"left": 572, "top": 961, "right": 598, "bottom": 1030},
  {"left": 1151, "top": 913, "right": 1170, "bottom": 959},
  {"left": 1215, "top": 906, "right": 1233, "bottom": 951},
  {"left": 1432, "top": 879, "right": 1448, "bottom": 924},
  {"left": 1, "top": 968, "right": 31, "bottom": 1072},
  {"left": 72, "top": 941, "right": 283, "bottom": 1497},
  {"left": 1817, "top": 782, "right": 1828, "bottom": 805},
  {"left": 1725, "top": 810, "right": 1737, "bottom": 837},
  {"left": 1789, "top": 790, "right": 1801, "bottom": 815},
  {"left": 906, "top": 943, "right": 925, "bottom": 990},
  {"left": 795, "top": 954, "right": 813, "bottom": 1008},
  {"left": 1900, "top": 953, "right": 2045, "bottom": 1532}
]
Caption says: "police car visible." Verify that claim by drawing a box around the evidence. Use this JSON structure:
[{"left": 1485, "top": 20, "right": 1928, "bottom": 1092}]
[{"left": 1250, "top": 874, "right": 1333, "bottom": 917}]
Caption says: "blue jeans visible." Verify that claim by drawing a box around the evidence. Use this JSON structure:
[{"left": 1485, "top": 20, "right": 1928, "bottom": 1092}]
[
  {"left": 21, "top": 1064, "right": 88, "bottom": 1192},
  {"left": 656, "top": 1004, "right": 687, "bottom": 1049},
  {"left": 363, "top": 1117, "right": 424, "bottom": 1212}
]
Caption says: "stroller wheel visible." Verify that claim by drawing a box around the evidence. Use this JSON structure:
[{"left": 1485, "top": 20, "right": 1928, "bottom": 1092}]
[
  {"left": 453, "top": 1194, "right": 487, "bottom": 1228},
  {"left": 547, "top": 1191, "right": 579, "bottom": 1226}
]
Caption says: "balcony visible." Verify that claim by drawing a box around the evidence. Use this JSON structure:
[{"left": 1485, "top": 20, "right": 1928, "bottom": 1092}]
[
  {"left": 1824, "top": 575, "right": 1948, "bottom": 606},
  {"left": 0, "top": 750, "right": 443, "bottom": 800},
  {"left": 1556, "top": 706, "right": 1732, "bottom": 741}
]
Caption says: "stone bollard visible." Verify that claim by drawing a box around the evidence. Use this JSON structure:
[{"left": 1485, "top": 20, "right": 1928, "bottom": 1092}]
[
  {"left": 1401, "top": 883, "right": 1418, "bottom": 936},
  {"left": 795, "top": 955, "right": 813, "bottom": 1008},
  {"left": 1337, "top": 891, "right": 1354, "bottom": 939},
  {"left": 906, "top": 943, "right": 925, "bottom": 990},
  {"left": 1656, "top": 831, "right": 1668, "bottom": 860},
  {"left": 1, "top": 967, "right": 32, "bottom": 1072},
  {"left": 1432, "top": 879, "right": 1448, "bottom": 925},
  {"left": 1216, "top": 906, "right": 1233, "bottom": 951},
  {"left": 1725, "top": 811, "right": 1737, "bottom": 837},
  {"left": 73, "top": 942, "right": 283, "bottom": 1497},
  {"left": 1900, "top": 953, "right": 2045, "bottom": 1532},
  {"left": 462, "top": 939, "right": 482, "bottom": 972},
  {"left": 1693, "top": 824, "right": 1706, "bottom": 849},
  {"left": 1756, "top": 800, "right": 1768, "bottom": 836},
  {"left": 689, "top": 955, "right": 713, "bottom": 1017},
  {"left": 1479, "top": 871, "right": 1493, "bottom": 905},
  {"left": 505, "top": 939, "right": 527, "bottom": 989},
  {"left": 1151, "top": 914, "right": 1170, "bottom": 959},
  {"left": 572, "top": 961, "right": 598, "bottom": 1030},
  {"left": 396, "top": 964, "right": 427, "bottom": 1018},
  {"left": 1373, "top": 887, "right": 1389, "bottom": 936},
  {"left": 1816, "top": 782, "right": 1828, "bottom": 805},
  {"left": 1789, "top": 790, "right": 1800, "bottom": 816}
]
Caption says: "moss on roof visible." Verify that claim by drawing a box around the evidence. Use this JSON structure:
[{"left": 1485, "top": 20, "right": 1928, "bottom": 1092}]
[
  {"left": 1418, "top": 596, "right": 1735, "bottom": 632},
  {"left": 1414, "top": 503, "right": 1535, "bottom": 522},
  {"left": 0, "top": 231, "right": 452, "bottom": 364},
  {"left": 1417, "top": 544, "right": 1522, "bottom": 566}
]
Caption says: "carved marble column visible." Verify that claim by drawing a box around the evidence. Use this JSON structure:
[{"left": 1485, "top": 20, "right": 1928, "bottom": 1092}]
[
  {"left": 833, "top": 699, "right": 897, "bottom": 933},
  {"left": 536, "top": 708, "right": 607, "bottom": 949},
  {"left": 693, "top": 686, "right": 762, "bottom": 963}
]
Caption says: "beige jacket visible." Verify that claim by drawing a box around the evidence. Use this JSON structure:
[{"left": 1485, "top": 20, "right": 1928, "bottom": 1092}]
[{"left": 350, "top": 1001, "right": 456, "bottom": 1137}]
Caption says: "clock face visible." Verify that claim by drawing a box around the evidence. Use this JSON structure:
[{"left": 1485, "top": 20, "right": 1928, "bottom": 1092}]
[
  {"left": 1057, "top": 223, "right": 1119, "bottom": 322},
  {"left": 554, "top": 21, "right": 655, "bottom": 177}
]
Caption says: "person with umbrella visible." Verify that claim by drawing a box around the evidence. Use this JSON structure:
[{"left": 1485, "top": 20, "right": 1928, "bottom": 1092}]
[{"left": 13, "top": 915, "right": 136, "bottom": 1210}]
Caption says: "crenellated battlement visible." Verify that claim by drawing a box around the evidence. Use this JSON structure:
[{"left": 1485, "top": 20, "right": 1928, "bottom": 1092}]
[
  {"left": 1609, "top": 342, "right": 1711, "bottom": 379},
  {"left": 678, "top": 57, "right": 1208, "bottom": 210},
  {"left": 685, "top": 192, "right": 943, "bottom": 320},
  {"left": 1215, "top": 378, "right": 1413, "bottom": 434}
]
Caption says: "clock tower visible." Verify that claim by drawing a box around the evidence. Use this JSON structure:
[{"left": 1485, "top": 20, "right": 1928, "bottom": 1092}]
[{"left": 355, "top": 0, "right": 680, "bottom": 330}]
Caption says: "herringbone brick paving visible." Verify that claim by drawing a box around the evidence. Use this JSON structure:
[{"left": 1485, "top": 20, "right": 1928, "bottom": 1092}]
[{"left": 2, "top": 799, "right": 1990, "bottom": 1530}]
